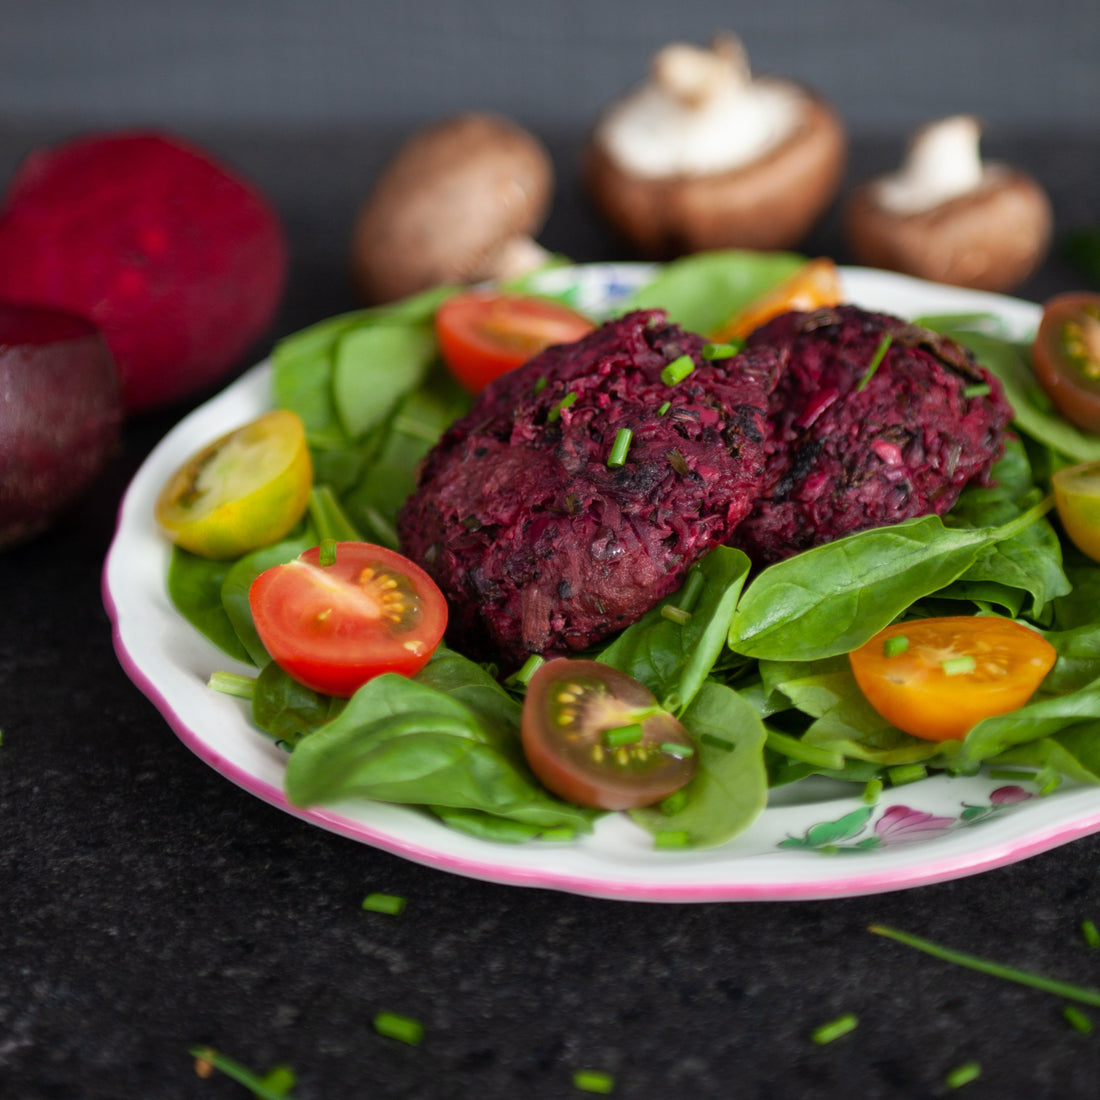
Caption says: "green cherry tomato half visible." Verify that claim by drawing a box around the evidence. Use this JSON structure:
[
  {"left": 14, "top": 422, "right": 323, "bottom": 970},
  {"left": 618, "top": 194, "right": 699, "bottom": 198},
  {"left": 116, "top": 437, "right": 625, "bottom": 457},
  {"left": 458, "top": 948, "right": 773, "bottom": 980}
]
[
  {"left": 1031, "top": 292, "right": 1100, "bottom": 433},
  {"left": 248, "top": 541, "right": 448, "bottom": 697},
  {"left": 1053, "top": 459, "right": 1100, "bottom": 562},
  {"left": 155, "top": 410, "right": 312, "bottom": 559},
  {"left": 520, "top": 659, "right": 697, "bottom": 811}
]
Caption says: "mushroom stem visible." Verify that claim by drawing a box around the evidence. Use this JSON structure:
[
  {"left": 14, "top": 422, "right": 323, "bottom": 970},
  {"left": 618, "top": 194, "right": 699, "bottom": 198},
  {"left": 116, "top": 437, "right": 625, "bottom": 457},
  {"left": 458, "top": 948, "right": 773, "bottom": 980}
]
[
  {"left": 876, "top": 115, "right": 986, "bottom": 215},
  {"left": 651, "top": 35, "right": 750, "bottom": 108},
  {"left": 487, "top": 236, "right": 553, "bottom": 283}
]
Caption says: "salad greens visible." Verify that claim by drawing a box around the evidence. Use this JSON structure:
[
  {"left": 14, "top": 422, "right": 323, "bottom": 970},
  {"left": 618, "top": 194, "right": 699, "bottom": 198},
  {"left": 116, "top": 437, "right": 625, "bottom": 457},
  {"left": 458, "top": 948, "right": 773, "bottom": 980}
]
[{"left": 166, "top": 250, "right": 1100, "bottom": 851}]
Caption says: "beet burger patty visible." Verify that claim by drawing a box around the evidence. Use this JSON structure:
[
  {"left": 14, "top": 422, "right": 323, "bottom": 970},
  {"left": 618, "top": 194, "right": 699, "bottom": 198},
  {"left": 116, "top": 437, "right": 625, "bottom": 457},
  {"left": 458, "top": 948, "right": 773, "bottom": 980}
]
[
  {"left": 398, "top": 310, "right": 779, "bottom": 665},
  {"left": 730, "top": 305, "right": 1014, "bottom": 564}
]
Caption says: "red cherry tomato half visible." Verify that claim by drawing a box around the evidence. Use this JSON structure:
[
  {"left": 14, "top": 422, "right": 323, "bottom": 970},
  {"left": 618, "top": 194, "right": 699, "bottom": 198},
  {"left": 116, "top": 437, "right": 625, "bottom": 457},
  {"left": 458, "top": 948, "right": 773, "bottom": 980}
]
[
  {"left": 248, "top": 541, "right": 448, "bottom": 697},
  {"left": 1031, "top": 292, "right": 1100, "bottom": 433},
  {"left": 435, "top": 291, "right": 594, "bottom": 393},
  {"left": 849, "top": 616, "right": 1056, "bottom": 742},
  {"left": 521, "top": 659, "right": 697, "bottom": 811}
]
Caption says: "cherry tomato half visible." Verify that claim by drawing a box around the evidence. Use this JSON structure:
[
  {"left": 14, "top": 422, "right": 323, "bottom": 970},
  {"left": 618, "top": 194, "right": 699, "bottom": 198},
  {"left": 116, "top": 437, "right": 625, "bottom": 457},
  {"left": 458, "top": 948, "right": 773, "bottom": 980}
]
[
  {"left": 849, "top": 616, "right": 1056, "bottom": 742},
  {"left": 435, "top": 291, "right": 594, "bottom": 393},
  {"left": 1031, "top": 292, "right": 1100, "bottom": 433},
  {"left": 155, "top": 410, "right": 312, "bottom": 559},
  {"left": 709, "top": 257, "right": 843, "bottom": 343},
  {"left": 521, "top": 659, "right": 697, "bottom": 811},
  {"left": 1053, "top": 459, "right": 1100, "bottom": 562},
  {"left": 249, "top": 541, "right": 448, "bottom": 697}
]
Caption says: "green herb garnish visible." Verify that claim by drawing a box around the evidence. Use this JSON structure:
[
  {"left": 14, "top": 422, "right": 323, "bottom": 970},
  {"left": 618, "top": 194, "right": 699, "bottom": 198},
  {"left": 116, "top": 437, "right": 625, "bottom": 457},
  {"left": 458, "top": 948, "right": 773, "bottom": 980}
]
[
  {"left": 318, "top": 537, "right": 337, "bottom": 566},
  {"left": 654, "top": 829, "right": 691, "bottom": 849},
  {"left": 603, "top": 723, "right": 644, "bottom": 748},
  {"left": 1082, "top": 920, "right": 1100, "bottom": 949},
  {"left": 701, "top": 340, "right": 744, "bottom": 359},
  {"left": 189, "top": 1047, "right": 297, "bottom": 1100},
  {"left": 856, "top": 333, "right": 894, "bottom": 391},
  {"left": 887, "top": 764, "right": 928, "bottom": 786},
  {"left": 656, "top": 400, "right": 671, "bottom": 416},
  {"left": 607, "top": 427, "right": 633, "bottom": 469},
  {"left": 941, "top": 655, "right": 976, "bottom": 676},
  {"left": 362, "top": 892, "right": 407, "bottom": 915},
  {"left": 506, "top": 653, "right": 545, "bottom": 688},
  {"left": 810, "top": 1013, "right": 858, "bottom": 1044},
  {"left": 882, "top": 635, "right": 909, "bottom": 657},
  {"left": 944, "top": 1062, "right": 982, "bottom": 1089},
  {"left": 870, "top": 924, "right": 1100, "bottom": 1007},
  {"left": 207, "top": 671, "right": 257, "bottom": 699},
  {"left": 661, "top": 354, "right": 695, "bottom": 386},
  {"left": 572, "top": 1068, "right": 616, "bottom": 1094},
  {"left": 548, "top": 391, "right": 578, "bottom": 422},
  {"left": 766, "top": 729, "right": 844, "bottom": 771},
  {"left": 962, "top": 383, "right": 992, "bottom": 399},
  {"left": 373, "top": 1011, "right": 424, "bottom": 1046},
  {"left": 1063, "top": 1005, "right": 1093, "bottom": 1035}
]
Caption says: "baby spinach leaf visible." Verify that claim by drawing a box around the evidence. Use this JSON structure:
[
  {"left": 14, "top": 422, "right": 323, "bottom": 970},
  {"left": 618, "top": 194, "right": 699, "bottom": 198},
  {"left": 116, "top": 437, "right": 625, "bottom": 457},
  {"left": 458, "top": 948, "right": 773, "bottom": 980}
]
[
  {"left": 996, "top": 722, "right": 1100, "bottom": 785},
  {"left": 166, "top": 547, "right": 252, "bottom": 663},
  {"left": 252, "top": 661, "right": 345, "bottom": 746},
  {"left": 729, "top": 499, "right": 1051, "bottom": 662},
  {"left": 429, "top": 806, "right": 553, "bottom": 843},
  {"left": 284, "top": 672, "right": 592, "bottom": 831},
  {"left": 597, "top": 546, "right": 751, "bottom": 712},
  {"left": 624, "top": 249, "right": 805, "bottom": 334},
  {"left": 629, "top": 681, "right": 768, "bottom": 849}
]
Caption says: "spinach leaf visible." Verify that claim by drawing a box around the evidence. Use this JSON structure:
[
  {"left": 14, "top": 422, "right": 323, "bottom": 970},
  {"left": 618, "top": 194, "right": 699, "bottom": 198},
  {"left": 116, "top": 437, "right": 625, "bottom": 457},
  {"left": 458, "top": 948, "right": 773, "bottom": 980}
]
[
  {"left": 166, "top": 547, "right": 252, "bottom": 663},
  {"left": 428, "top": 806, "right": 550, "bottom": 843},
  {"left": 729, "top": 499, "right": 1051, "bottom": 662},
  {"left": 284, "top": 672, "right": 592, "bottom": 831},
  {"left": 629, "top": 681, "right": 768, "bottom": 848},
  {"left": 624, "top": 249, "right": 805, "bottom": 334},
  {"left": 252, "top": 661, "right": 345, "bottom": 746},
  {"left": 996, "top": 723, "right": 1100, "bottom": 784},
  {"left": 597, "top": 546, "right": 751, "bottom": 712}
]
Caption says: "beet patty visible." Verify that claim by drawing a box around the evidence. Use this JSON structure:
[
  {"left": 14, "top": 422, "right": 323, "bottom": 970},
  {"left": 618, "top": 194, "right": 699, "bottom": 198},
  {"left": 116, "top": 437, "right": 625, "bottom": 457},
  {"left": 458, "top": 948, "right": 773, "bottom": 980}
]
[
  {"left": 729, "top": 305, "right": 1014, "bottom": 564},
  {"left": 397, "top": 310, "right": 779, "bottom": 665}
]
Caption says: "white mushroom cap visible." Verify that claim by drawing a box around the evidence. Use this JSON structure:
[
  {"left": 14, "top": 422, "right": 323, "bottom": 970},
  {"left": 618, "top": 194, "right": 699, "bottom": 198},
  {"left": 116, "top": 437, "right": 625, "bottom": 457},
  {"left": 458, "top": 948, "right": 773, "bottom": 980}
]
[{"left": 351, "top": 113, "right": 553, "bottom": 304}]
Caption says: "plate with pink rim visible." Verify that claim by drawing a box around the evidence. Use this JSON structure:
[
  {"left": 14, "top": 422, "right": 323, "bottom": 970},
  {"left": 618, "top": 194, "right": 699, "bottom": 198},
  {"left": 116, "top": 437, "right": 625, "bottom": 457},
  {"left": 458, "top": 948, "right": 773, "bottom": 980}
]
[{"left": 103, "top": 263, "right": 1100, "bottom": 902}]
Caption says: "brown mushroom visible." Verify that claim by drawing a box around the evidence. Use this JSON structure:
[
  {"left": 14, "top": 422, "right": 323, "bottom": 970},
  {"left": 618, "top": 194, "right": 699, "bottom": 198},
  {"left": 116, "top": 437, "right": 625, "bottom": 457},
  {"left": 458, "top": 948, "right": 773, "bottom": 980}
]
[
  {"left": 351, "top": 113, "right": 553, "bottom": 304},
  {"left": 845, "top": 115, "right": 1052, "bottom": 292},
  {"left": 583, "top": 34, "right": 846, "bottom": 258}
]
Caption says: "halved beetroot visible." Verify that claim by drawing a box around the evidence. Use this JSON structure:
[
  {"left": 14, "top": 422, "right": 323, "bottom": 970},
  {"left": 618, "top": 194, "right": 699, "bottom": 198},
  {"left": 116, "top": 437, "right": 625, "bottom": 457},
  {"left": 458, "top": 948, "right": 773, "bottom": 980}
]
[
  {"left": 0, "top": 303, "right": 122, "bottom": 547},
  {"left": 0, "top": 130, "right": 287, "bottom": 413}
]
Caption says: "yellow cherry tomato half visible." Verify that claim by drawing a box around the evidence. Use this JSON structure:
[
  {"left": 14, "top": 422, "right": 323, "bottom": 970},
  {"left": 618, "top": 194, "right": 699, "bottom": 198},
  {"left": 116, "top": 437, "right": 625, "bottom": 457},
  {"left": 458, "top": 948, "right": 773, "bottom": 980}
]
[
  {"left": 709, "top": 257, "right": 843, "bottom": 343},
  {"left": 155, "top": 409, "right": 312, "bottom": 559},
  {"left": 849, "top": 616, "right": 1056, "bottom": 742},
  {"left": 1053, "top": 459, "right": 1100, "bottom": 563}
]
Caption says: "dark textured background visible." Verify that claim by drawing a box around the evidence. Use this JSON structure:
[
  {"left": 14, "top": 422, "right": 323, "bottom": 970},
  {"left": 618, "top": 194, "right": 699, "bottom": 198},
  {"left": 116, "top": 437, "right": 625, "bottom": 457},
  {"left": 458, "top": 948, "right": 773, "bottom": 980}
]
[{"left": 2, "top": 3, "right": 1100, "bottom": 1098}]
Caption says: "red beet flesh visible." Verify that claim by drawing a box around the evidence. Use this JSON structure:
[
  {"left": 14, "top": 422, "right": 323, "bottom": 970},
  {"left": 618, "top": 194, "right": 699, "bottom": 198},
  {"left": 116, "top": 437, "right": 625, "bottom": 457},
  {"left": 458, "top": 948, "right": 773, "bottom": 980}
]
[
  {"left": 0, "top": 131, "right": 287, "bottom": 413},
  {"left": 0, "top": 303, "right": 122, "bottom": 547}
]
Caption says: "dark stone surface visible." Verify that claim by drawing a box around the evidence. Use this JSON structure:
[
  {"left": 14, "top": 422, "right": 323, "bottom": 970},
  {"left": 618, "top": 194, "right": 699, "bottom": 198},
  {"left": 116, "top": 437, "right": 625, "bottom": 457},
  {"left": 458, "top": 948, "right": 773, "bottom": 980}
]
[{"left": 2, "top": 125, "right": 1100, "bottom": 1099}]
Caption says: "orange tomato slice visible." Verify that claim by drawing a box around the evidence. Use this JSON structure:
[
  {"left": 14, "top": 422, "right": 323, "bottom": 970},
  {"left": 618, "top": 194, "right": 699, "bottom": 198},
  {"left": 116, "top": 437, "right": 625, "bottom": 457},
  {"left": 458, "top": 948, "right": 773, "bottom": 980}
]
[
  {"left": 849, "top": 616, "right": 1056, "bottom": 742},
  {"left": 709, "top": 258, "right": 843, "bottom": 342}
]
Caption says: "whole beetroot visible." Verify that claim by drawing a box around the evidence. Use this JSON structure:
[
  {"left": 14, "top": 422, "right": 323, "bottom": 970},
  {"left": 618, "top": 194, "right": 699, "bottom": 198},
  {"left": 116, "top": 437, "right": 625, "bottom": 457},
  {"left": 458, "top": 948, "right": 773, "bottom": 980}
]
[
  {"left": 0, "top": 131, "right": 287, "bottom": 413},
  {"left": 0, "top": 303, "right": 121, "bottom": 548}
]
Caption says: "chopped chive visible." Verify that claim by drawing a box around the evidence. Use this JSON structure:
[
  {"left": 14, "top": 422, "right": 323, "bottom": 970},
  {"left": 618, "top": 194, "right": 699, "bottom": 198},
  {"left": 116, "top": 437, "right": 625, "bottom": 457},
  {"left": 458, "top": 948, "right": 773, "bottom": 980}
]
[
  {"left": 701, "top": 340, "right": 744, "bottom": 359},
  {"left": 856, "top": 333, "right": 894, "bottom": 391},
  {"left": 810, "top": 1013, "right": 858, "bottom": 1044},
  {"left": 888, "top": 763, "right": 928, "bottom": 786},
  {"left": 1063, "top": 1005, "right": 1093, "bottom": 1035},
  {"left": 660, "top": 354, "right": 695, "bottom": 386},
  {"left": 607, "top": 427, "right": 633, "bottom": 468},
  {"left": 962, "top": 382, "right": 992, "bottom": 399},
  {"left": 882, "top": 635, "right": 909, "bottom": 657},
  {"left": 188, "top": 1047, "right": 297, "bottom": 1100},
  {"left": 1082, "top": 920, "right": 1100, "bottom": 949},
  {"left": 941, "top": 655, "right": 976, "bottom": 676},
  {"left": 572, "top": 1068, "right": 615, "bottom": 1094},
  {"left": 654, "top": 829, "right": 691, "bottom": 849},
  {"left": 656, "top": 400, "right": 671, "bottom": 416},
  {"left": 660, "top": 789, "right": 690, "bottom": 815},
  {"left": 533, "top": 376, "right": 548, "bottom": 395},
  {"left": 660, "top": 605, "right": 692, "bottom": 625},
  {"left": 869, "top": 924, "right": 1100, "bottom": 1007},
  {"left": 700, "top": 732, "right": 735, "bottom": 752},
  {"left": 862, "top": 777, "right": 884, "bottom": 804},
  {"left": 506, "top": 653, "right": 545, "bottom": 687},
  {"left": 603, "top": 723, "right": 644, "bottom": 748},
  {"left": 944, "top": 1062, "right": 982, "bottom": 1089},
  {"left": 660, "top": 741, "right": 695, "bottom": 759},
  {"left": 548, "top": 391, "right": 578, "bottom": 422},
  {"left": 675, "top": 568, "right": 706, "bottom": 614},
  {"left": 766, "top": 728, "right": 844, "bottom": 771},
  {"left": 362, "top": 892, "right": 406, "bottom": 916},
  {"left": 207, "top": 671, "right": 257, "bottom": 700},
  {"left": 539, "top": 826, "right": 575, "bottom": 842},
  {"left": 318, "top": 537, "right": 337, "bottom": 566},
  {"left": 1036, "top": 765, "right": 1062, "bottom": 795},
  {"left": 373, "top": 1011, "right": 424, "bottom": 1046}
]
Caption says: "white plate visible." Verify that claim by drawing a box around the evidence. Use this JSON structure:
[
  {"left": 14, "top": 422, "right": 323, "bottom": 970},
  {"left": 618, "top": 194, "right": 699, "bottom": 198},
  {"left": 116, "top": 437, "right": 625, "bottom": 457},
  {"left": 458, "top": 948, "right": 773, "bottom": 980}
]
[{"left": 103, "top": 264, "right": 1100, "bottom": 902}]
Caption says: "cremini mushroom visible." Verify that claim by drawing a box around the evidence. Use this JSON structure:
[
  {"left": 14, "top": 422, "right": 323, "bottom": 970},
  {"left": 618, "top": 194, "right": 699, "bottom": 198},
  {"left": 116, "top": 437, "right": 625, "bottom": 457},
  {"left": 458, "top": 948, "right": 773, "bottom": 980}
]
[
  {"left": 351, "top": 113, "right": 553, "bottom": 304},
  {"left": 845, "top": 115, "right": 1052, "bottom": 292},
  {"left": 583, "top": 34, "right": 846, "bottom": 258}
]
